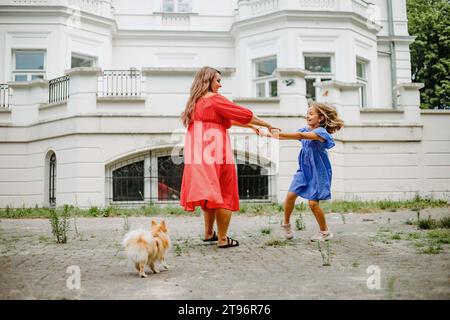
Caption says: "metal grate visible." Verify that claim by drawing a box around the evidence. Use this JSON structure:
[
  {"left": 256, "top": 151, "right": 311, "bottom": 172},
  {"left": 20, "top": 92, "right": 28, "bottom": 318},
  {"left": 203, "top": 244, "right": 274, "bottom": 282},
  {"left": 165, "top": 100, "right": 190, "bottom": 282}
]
[
  {"left": 49, "top": 153, "right": 56, "bottom": 207},
  {"left": 49, "top": 75, "right": 70, "bottom": 104}
]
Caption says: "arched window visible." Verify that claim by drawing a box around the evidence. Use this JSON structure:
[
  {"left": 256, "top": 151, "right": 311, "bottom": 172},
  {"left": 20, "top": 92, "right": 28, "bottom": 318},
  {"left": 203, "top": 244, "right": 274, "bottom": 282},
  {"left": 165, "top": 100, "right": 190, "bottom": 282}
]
[
  {"left": 157, "top": 155, "right": 183, "bottom": 201},
  {"left": 237, "top": 161, "right": 269, "bottom": 200},
  {"left": 106, "top": 147, "right": 273, "bottom": 205},
  {"left": 49, "top": 153, "right": 56, "bottom": 206},
  {"left": 112, "top": 161, "right": 144, "bottom": 201}
]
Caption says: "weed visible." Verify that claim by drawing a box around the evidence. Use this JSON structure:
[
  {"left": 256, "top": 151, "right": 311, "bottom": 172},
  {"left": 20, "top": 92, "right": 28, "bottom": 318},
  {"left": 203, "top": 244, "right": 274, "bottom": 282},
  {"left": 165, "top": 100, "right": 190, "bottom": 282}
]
[
  {"left": 385, "top": 276, "right": 395, "bottom": 300},
  {"left": 49, "top": 207, "right": 71, "bottom": 244},
  {"left": 407, "top": 232, "right": 420, "bottom": 240},
  {"left": 417, "top": 216, "right": 438, "bottom": 230},
  {"left": 295, "top": 213, "right": 306, "bottom": 231},
  {"left": 260, "top": 227, "right": 272, "bottom": 235},
  {"left": 438, "top": 216, "right": 450, "bottom": 229},
  {"left": 122, "top": 215, "right": 130, "bottom": 233},
  {"left": 265, "top": 238, "right": 289, "bottom": 247},
  {"left": 419, "top": 243, "right": 442, "bottom": 254},
  {"left": 174, "top": 243, "right": 182, "bottom": 256},
  {"left": 88, "top": 207, "right": 100, "bottom": 217},
  {"left": 427, "top": 229, "right": 450, "bottom": 244},
  {"left": 317, "top": 241, "right": 331, "bottom": 266},
  {"left": 172, "top": 237, "right": 194, "bottom": 255},
  {"left": 391, "top": 233, "right": 402, "bottom": 240}
]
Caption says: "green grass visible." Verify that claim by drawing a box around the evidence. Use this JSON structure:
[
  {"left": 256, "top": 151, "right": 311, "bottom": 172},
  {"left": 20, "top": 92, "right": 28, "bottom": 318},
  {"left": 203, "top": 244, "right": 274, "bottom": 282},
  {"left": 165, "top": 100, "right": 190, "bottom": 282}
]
[
  {"left": 390, "top": 233, "right": 402, "bottom": 240},
  {"left": 0, "top": 204, "right": 203, "bottom": 219},
  {"left": 260, "top": 227, "right": 272, "bottom": 235},
  {"left": 406, "top": 215, "right": 450, "bottom": 230},
  {"left": 264, "top": 238, "right": 291, "bottom": 247},
  {"left": 0, "top": 196, "right": 448, "bottom": 218},
  {"left": 409, "top": 229, "right": 450, "bottom": 254}
]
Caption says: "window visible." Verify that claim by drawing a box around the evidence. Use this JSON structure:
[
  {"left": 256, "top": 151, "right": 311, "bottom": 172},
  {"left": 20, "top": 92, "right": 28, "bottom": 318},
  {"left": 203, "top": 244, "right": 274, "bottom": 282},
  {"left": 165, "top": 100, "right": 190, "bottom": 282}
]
[
  {"left": 254, "top": 56, "right": 278, "bottom": 97},
  {"left": 356, "top": 59, "right": 368, "bottom": 108},
  {"left": 157, "top": 155, "right": 183, "bottom": 201},
  {"left": 71, "top": 53, "right": 96, "bottom": 68},
  {"left": 237, "top": 162, "right": 269, "bottom": 200},
  {"left": 112, "top": 161, "right": 145, "bottom": 201},
  {"left": 304, "top": 54, "right": 333, "bottom": 101},
  {"left": 12, "top": 50, "right": 46, "bottom": 81},
  {"left": 162, "top": 0, "right": 191, "bottom": 13},
  {"left": 49, "top": 153, "right": 56, "bottom": 207}
]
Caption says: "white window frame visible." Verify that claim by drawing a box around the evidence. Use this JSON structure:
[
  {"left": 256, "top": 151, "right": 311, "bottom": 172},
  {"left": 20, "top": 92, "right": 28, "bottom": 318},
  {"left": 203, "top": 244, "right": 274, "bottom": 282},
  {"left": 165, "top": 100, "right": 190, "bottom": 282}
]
[
  {"left": 356, "top": 58, "right": 368, "bottom": 108},
  {"left": 71, "top": 52, "right": 97, "bottom": 68},
  {"left": 162, "top": 0, "right": 192, "bottom": 13},
  {"left": 254, "top": 56, "right": 278, "bottom": 98},
  {"left": 12, "top": 49, "right": 46, "bottom": 81},
  {"left": 304, "top": 53, "right": 334, "bottom": 101}
]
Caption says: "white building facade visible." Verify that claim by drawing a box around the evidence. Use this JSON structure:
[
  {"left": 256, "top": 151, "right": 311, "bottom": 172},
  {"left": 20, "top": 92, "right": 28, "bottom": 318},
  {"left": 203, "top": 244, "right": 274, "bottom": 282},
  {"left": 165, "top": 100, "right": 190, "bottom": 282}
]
[{"left": 0, "top": 0, "right": 449, "bottom": 208}]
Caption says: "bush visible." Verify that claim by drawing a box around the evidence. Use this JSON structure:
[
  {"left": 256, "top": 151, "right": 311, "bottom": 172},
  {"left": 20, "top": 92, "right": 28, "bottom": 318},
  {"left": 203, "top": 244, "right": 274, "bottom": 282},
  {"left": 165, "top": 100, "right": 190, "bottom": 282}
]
[{"left": 49, "top": 206, "right": 71, "bottom": 244}]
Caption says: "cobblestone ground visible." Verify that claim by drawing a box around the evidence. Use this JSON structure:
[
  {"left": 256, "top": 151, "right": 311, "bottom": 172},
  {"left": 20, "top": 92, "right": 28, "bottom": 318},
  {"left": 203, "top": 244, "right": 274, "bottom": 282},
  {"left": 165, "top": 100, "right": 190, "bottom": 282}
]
[{"left": 0, "top": 208, "right": 449, "bottom": 300}]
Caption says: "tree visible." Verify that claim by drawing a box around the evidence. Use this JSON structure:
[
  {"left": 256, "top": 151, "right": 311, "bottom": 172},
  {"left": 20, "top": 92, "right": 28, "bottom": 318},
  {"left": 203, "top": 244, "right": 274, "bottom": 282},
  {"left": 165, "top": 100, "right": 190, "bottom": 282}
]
[{"left": 407, "top": 0, "right": 450, "bottom": 109}]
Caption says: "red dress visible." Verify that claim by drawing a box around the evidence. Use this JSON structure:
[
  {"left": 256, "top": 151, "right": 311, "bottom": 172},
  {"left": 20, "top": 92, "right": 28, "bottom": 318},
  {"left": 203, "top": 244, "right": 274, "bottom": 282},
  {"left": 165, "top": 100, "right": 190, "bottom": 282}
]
[{"left": 180, "top": 94, "right": 254, "bottom": 212}]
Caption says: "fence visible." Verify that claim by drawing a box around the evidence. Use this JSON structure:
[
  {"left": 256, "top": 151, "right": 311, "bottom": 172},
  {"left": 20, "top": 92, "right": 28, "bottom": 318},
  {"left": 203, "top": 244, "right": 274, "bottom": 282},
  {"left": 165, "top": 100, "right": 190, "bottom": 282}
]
[
  {"left": 49, "top": 75, "right": 70, "bottom": 104},
  {"left": 99, "top": 69, "right": 143, "bottom": 97},
  {"left": 0, "top": 84, "right": 11, "bottom": 108}
]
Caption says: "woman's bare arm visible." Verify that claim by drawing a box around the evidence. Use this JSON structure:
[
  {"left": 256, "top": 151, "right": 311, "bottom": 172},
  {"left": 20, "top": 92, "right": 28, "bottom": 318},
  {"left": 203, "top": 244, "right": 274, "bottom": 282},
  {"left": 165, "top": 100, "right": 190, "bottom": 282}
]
[{"left": 247, "top": 115, "right": 280, "bottom": 132}]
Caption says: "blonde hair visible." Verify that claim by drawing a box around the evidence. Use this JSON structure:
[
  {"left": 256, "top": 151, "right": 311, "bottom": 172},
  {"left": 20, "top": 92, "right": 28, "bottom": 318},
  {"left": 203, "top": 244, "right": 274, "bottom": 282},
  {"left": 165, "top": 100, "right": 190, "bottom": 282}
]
[
  {"left": 309, "top": 102, "right": 344, "bottom": 134},
  {"left": 181, "top": 66, "right": 221, "bottom": 127}
]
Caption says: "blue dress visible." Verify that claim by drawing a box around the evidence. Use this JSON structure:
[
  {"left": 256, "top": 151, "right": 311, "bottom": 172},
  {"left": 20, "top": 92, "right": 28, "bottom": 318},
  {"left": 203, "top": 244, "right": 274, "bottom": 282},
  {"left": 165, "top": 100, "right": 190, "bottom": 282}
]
[{"left": 288, "top": 126, "right": 335, "bottom": 200}]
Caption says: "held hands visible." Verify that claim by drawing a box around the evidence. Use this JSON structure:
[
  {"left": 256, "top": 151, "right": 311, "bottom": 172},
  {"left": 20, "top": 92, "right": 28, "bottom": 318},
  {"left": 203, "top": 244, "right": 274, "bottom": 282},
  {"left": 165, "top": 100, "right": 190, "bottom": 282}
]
[
  {"left": 251, "top": 126, "right": 282, "bottom": 139},
  {"left": 250, "top": 125, "right": 261, "bottom": 136}
]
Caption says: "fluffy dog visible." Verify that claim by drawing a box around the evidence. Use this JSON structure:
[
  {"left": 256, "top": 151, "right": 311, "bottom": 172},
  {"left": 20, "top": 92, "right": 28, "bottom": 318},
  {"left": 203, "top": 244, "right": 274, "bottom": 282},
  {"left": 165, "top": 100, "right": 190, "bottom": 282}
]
[{"left": 122, "top": 219, "right": 171, "bottom": 278}]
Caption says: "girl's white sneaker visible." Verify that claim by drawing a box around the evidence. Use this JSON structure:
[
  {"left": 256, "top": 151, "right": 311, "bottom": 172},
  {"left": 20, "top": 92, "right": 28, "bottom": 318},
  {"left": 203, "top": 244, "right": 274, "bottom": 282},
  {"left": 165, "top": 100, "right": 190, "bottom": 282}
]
[
  {"left": 281, "top": 223, "right": 295, "bottom": 240},
  {"left": 310, "top": 230, "right": 334, "bottom": 242}
]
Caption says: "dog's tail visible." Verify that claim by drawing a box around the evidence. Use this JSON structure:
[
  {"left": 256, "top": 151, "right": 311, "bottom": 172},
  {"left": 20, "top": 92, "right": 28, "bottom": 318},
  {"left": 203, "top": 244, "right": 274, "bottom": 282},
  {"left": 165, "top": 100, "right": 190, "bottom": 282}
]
[{"left": 122, "top": 229, "right": 155, "bottom": 263}]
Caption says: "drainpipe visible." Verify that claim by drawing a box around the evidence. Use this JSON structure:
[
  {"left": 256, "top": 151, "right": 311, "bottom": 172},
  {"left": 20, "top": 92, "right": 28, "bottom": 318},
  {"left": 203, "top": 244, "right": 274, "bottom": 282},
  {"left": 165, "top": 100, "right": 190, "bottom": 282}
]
[{"left": 387, "top": 0, "right": 398, "bottom": 108}]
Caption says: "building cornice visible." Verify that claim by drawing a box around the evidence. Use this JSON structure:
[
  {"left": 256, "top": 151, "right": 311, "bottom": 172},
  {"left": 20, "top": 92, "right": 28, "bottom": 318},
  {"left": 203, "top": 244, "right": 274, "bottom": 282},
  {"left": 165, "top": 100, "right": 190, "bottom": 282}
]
[
  {"left": 0, "top": 5, "right": 117, "bottom": 31},
  {"left": 377, "top": 35, "right": 416, "bottom": 44},
  {"left": 231, "top": 10, "right": 382, "bottom": 36},
  {"left": 315, "top": 80, "right": 363, "bottom": 90},
  {"left": 275, "top": 68, "right": 310, "bottom": 78},
  {"left": 142, "top": 67, "right": 236, "bottom": 76},
  {"left": 7, "top": 79, "right": 49, "bottom": 89},
  {"left": 114, "top": 30, "right": 233, "bottom": 42}
]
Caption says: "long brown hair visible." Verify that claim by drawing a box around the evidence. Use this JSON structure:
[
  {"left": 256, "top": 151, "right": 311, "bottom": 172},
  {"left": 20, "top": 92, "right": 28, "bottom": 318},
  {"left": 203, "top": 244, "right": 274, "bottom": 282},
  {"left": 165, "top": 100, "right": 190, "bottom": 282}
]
[
  {"left": 181, "top": 66, "right": 221, "bottom": 127},
  {"left": 310, "top": 102, "right": 344, "bottom": 134}
]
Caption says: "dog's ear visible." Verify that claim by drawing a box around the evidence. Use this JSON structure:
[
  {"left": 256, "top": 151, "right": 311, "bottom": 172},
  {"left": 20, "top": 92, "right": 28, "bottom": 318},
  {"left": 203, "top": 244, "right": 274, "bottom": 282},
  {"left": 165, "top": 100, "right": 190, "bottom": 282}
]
[
  {"left": 151, "top": 219, "right": 157, "bottom": 227},
  {"left": 160, "top": 220, "right": 167, "bottom": 231}
]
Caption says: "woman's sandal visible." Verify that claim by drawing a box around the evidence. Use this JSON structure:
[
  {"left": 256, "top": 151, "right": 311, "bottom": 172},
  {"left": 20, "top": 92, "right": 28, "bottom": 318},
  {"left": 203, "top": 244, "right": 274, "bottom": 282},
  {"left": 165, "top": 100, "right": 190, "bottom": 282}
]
[
  {"left": 203, "top": 230, "right": 218, "bottom": 242},
  {"left": 218, "top": 236, "right": 239, "bottom": 248}
]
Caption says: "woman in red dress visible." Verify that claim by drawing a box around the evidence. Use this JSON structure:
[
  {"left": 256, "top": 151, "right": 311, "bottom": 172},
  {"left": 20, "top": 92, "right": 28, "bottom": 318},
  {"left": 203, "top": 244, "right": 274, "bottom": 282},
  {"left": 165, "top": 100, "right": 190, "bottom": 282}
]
[{"left": 180, "top": 66, "right": 280, "bottom": 248}]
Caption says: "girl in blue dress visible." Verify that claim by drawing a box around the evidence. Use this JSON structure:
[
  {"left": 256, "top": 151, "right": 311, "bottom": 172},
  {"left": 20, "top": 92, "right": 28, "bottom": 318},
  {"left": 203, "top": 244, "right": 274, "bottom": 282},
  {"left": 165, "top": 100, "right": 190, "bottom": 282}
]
[{"left": 269, "top": 102, "right": 344, "bottom": 241}]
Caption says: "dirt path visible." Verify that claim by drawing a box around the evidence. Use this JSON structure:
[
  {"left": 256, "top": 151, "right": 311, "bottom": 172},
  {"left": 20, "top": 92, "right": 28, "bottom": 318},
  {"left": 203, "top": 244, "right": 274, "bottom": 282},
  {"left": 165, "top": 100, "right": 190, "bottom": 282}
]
[{"left": 0, "top": 208, "right": 449, "bottom": 299}]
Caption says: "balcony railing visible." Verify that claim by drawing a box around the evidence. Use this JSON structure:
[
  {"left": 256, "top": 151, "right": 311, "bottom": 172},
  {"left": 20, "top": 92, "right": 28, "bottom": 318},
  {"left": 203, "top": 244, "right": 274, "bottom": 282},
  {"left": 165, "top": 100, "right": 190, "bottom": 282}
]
[
  {"left": 49, "top": 75, "right": 70, "bottom": 104},
  {"left": 0, "top": 0, "right": 114, "bottom": 18},
  {"left": 0, "top": 84, "right": 11, "bottom": 108},
  {"left": 237, "top": 0, "right": 371, "bottom": 21},
  {"left": 99, "top": 69, "right": 143, "bottom": 97}
]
